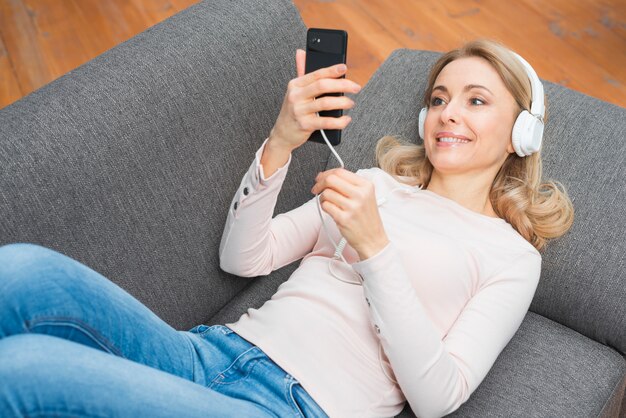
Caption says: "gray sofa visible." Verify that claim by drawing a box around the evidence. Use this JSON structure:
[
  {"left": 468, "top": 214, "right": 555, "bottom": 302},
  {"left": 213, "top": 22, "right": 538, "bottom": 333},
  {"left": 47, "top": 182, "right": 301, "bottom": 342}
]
[{"left": 1, "top": 0, "right": 624, "bottom": 417}]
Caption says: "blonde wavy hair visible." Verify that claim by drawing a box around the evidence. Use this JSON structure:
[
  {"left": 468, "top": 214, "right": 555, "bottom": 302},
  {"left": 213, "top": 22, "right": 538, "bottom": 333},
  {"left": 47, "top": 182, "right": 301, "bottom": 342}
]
[{"left": 375, "top": 39, "right": 574, "bottom": 251}]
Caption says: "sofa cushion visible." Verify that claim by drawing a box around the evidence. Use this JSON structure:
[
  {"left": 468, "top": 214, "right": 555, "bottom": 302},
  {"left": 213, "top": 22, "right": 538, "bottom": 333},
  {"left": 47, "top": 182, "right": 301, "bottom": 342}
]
[
  {"left": 0, "top": 0, "right": 329, "bottom": 331},
  {"left": 334, "top": 48, "right": 626, "bottom": 358},
  {"left": 398, "top": 312, "right": 626, "bottom": 417}
]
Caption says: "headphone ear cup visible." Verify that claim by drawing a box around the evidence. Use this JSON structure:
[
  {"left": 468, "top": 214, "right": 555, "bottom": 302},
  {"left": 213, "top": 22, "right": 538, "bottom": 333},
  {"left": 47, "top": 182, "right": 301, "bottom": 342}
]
[
  {"left": 511, "top": 112, "right": 526, "bottom": 157},
  {"left": 418, "top": 107, "right": 427, "bottom": 140},
  {"left": 512, "top": 111, "right": 544, "bottom": 157}
]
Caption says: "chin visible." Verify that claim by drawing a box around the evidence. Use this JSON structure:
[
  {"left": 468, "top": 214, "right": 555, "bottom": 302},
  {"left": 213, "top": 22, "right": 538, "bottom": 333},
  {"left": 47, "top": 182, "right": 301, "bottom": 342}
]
[{"left": 428, "top": 156, "right": 471, "bottom": 173}]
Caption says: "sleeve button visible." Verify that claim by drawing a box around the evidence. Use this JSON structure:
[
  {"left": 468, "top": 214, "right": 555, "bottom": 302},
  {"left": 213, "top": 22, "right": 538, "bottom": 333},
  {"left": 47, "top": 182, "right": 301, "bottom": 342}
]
[
  {"left": 374, "top": 324, "right": 380, "bottom": 334},
  {"left": 243, "top": 187, "right": 249, "bottom": 195},
  {"left": 233, "top": 201, "right": 239, "bottom": 210},
  {"left": 365, "top": 297, "right": 370, "bottom": 306}
]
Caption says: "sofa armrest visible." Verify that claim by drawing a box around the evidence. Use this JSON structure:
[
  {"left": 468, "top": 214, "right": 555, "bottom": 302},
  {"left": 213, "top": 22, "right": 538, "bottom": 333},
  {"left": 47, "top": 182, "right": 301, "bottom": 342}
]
[{"left": 0, "top": 0, "right": 328, "bottom": 330}]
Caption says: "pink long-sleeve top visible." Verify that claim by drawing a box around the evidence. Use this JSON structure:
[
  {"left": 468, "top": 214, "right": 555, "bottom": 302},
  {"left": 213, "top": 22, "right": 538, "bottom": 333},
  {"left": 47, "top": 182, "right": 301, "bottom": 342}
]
[{"left": 219, "top": 137, "right": 542, "bottom": 418}]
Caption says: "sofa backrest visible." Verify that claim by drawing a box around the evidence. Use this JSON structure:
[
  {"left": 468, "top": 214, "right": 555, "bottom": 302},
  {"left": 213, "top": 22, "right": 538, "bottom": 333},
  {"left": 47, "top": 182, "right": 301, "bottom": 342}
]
[
  {"left": 334, "top": 49, "right": 626, "bottom": 356},
  {"left": 0, "top": 0, "right": 329, "bottom": 330}
]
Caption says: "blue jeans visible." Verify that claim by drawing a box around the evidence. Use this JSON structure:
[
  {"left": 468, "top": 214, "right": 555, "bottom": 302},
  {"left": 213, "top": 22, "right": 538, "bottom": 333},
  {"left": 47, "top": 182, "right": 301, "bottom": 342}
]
[{"left": 0, "top": 243, "right": 328, "bottom": 418}]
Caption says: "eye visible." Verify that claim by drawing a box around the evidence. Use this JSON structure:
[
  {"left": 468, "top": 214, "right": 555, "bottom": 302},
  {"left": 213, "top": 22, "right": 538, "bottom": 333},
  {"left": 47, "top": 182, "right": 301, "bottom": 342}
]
[
  {"left": 430, "top": 97, "right": 445, "bottom": 106},
  {"left": 470, "top": 97, "right": 485, "bottom": 106}
]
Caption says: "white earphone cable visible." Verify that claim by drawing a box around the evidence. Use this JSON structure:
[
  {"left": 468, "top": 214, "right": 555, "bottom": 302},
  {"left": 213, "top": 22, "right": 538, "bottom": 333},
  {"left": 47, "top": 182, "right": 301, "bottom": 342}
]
[
  {"left": 314, "top": 107, "right": 360, "bottom": 284},
  {"left": 313, "top": 107, "right": 422, "bottom": 284},
  {"left": 313, "top": 106, "right": 418, "bottom": 384},
  {"left": 315, "top": 111, "right": 345, "bottom": 169}
]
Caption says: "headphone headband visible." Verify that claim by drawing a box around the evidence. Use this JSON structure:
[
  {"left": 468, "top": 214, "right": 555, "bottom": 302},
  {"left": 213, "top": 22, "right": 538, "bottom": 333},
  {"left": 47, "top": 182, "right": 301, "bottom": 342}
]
[{"left": 511, "top": 52, "right": 545, "bottom": 121}]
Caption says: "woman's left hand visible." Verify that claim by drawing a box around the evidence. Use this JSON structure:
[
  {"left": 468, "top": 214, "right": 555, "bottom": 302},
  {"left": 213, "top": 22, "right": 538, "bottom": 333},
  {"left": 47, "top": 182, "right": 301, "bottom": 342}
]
[{"left": 311, "top": 168, "right": 389, "bottom": 261}]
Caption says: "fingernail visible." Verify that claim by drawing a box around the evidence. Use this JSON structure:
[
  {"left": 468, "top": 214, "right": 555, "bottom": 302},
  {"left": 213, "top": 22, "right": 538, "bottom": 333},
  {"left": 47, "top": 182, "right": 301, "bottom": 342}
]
[{"left": 337, "top": 64, "right": 347, "bottom": 73}]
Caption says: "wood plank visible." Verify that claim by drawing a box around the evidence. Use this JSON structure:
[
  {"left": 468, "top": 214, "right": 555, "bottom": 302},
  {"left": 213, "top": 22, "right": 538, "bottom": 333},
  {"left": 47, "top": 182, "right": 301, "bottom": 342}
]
[
  {"left": 357, "top": 0, "right": 473, "bottom": 51},
  {"left": 522, "top": 0, "right": 625, "bottom": 79},
  {"left": 576, "top": 0, "right": 626, "bottom": 40},
  {"left": 69, "top": 0, "right": 174, "bottom": 52},
  {"left": 351, "top": 0, "right": 625, "bottom": 106},
  {"left": 0, "top": 0, "right": 53, "bottom": 97},
  {"left": 126, "top": 0, "right": 179, "bottom": 25},
  {"left": 0, "top": 32, "right": 22, "bottom": 108},
  {"left": 0, "top": 0, "right": 624, "bottom": 109},
  {"left": 21, "top": 0, "right": 94, "bottom": 79},
  {"left": 460, "top": 0, "right": 626, "bottom": 106},
  {"left": 295, "top": 0, "right": 404, "bottom": 87},
  {"left": 169, "top": 0, "right": 201, "bottom": 13}
]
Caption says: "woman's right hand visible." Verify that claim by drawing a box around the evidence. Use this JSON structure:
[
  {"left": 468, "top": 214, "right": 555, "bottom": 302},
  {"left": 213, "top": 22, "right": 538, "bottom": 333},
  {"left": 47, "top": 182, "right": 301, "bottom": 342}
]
[{"left": 269, "top": 49, "right": 362, "bottom": 152}]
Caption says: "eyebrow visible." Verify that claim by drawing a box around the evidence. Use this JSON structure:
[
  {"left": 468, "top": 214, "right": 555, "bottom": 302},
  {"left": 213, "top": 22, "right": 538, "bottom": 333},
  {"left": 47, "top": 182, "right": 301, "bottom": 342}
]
[{"left": 432, "top": 84, "right": 494, "bottom": 95}]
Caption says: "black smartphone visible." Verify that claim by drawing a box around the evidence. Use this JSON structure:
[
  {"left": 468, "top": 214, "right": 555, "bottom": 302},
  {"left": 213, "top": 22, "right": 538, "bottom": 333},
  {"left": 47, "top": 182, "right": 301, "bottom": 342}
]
[{"left": 304, "top": 28, "right": 348, "bottom": 146}]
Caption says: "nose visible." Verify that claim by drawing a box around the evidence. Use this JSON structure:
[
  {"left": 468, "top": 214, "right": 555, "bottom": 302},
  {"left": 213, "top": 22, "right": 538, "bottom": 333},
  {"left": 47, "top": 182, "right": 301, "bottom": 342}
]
[{"left": 439, "top": 98, "right": 460, "bottom": 125}]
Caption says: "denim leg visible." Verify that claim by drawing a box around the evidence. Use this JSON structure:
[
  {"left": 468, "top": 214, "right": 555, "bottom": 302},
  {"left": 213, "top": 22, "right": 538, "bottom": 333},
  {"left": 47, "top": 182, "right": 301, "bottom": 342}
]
[
  {"left": 0, "top": 333, "right": 275, "bottom": 418},
  {"left": 0, "top": 243, "right": 327, "bottom": 417},
  {"left": 190, "top": 325, "right": 329, "bottom": 418},
  {"left": 0, "top": 243, "right": 196, "bottom": 381}
]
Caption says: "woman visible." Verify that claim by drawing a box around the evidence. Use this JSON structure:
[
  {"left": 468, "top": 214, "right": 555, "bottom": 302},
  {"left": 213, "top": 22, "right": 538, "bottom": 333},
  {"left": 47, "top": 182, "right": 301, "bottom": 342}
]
[{"left": 0, "top": 39, "right": 573, "bottom": 418}]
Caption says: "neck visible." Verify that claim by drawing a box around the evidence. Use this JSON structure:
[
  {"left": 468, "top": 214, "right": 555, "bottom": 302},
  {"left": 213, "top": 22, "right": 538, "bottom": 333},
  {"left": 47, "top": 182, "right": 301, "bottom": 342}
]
[{"left": 426, "top": 170, "right": 499, "bottom": 218}]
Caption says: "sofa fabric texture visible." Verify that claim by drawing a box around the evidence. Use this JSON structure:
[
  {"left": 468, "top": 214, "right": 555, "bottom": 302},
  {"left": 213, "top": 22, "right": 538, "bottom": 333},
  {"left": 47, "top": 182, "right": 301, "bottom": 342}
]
[
  {"left": 0, "top": 0, "right": 624, "bottom": 417},
  {"left": 0, "top": 0, "right": 327, "bottom": 331}
]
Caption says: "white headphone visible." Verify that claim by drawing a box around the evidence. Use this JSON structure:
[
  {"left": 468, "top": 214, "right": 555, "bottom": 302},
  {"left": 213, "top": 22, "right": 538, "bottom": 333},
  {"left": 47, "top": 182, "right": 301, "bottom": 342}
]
[{"left": 418, "top": 52, "right": 545, "bottom": 157}]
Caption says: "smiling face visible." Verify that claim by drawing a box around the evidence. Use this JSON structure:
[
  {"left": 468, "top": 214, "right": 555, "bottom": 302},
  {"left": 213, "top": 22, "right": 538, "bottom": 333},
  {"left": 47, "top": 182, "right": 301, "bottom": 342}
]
[{"left": 423, "top": 56, "right": 519, "bottom": 176}]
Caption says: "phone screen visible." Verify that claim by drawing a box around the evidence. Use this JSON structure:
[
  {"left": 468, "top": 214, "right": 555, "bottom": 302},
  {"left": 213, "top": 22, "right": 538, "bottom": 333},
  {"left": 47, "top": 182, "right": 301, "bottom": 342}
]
[{"left": 305, "top": 28, "right": 348, "bottom": 146}]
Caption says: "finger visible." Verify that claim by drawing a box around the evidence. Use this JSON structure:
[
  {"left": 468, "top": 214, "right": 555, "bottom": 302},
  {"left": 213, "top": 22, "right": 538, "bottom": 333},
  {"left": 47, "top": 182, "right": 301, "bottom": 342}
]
[
  {"left": 300, "top": 114, "right": 352, "bottom": 133},
  {"left": 293, "top": 62, "right": 348, "bottom": 88},
  {"left": 319, "top": 188, "right": 352, "bottom": 211},
  {"left": 320, "top": 198, "right": 345, "bottom": 226},
  {"left": 296, "top": 49, "right": 305, "bottom": 78},
  {"left": 316, "top": 168, "right": 364, "bottom": 188},
  {"left": 312, "top": 170, "right": 360, "bottom": 196},
  {"left": 301, "top": 96, "right": 355, "bottom": 115},
  {"left": 314, "top": 168, "right": 345, "bottom": 186},
  {"left": 299, "top": 78, "right": 361, "bottom": 101},
  {"left": 314, "top": 168, "right": 343, "bottom": 182}
]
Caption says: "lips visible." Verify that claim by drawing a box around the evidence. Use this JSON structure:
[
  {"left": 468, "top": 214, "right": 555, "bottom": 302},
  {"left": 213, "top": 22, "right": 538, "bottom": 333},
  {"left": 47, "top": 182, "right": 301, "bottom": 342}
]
[{"left": 435, "top": 132, "right": 472, "bottom": 143}]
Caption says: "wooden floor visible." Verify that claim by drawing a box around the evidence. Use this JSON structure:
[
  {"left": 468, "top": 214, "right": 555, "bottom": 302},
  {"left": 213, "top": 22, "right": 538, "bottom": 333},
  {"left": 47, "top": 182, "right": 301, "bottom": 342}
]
[{"left": 0, "top": 0, "right": 624, "bottom": 110}]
